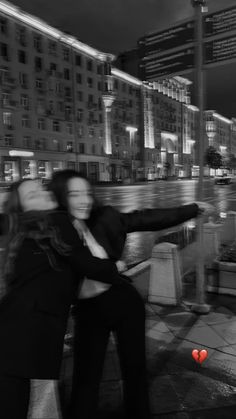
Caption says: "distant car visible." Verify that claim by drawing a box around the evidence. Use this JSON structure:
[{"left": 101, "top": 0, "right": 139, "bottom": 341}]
[{"left": 214, "top": 174, "right": 232, "bottom": 185}]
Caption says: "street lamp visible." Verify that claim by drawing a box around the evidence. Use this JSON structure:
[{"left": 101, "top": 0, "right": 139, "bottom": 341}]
[{"left": 126, "top": 126, "right": 138, "bottom": 181}]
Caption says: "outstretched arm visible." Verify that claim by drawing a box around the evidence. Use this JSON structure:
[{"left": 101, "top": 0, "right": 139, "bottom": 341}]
[{"left": 121, "top": 203, "right": 200, "bottom": 233}]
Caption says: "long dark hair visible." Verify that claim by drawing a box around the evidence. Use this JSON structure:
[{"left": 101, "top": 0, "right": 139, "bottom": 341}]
[
  {"left": 48, "top": 170, "right": 102, "bottom": 215},
  {"left": 1, "top": 179, "right": 71, "bottom": 291}
]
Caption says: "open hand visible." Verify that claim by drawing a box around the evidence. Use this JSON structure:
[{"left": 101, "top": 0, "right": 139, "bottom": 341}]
[
  {"left": 194, "top": 201, "right": 215, "bottom": 215},
  {"left": 116, "top": 260, "right": 128, "bottom": 273}
]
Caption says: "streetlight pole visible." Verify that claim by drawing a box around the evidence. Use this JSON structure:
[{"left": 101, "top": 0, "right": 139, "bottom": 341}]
[
  {"left": 126, "top": 126, "right": 138, "bottom": 182},
  {"left": 191, "top": 0, "right": 210, "bottom": 314}
]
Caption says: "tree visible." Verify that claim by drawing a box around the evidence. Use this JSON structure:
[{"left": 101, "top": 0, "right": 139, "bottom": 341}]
[
  {"left": 225, "top": 154, "right": 236, "bottom": 172},
  {"left": 204, "top": 146, "right": 223, "bottom": 174}
]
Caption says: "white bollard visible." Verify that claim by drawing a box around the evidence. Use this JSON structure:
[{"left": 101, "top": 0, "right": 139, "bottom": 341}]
[
  {"left": 220, "top": 211, "right": 236, "bottom": 244},
  {"left": 148, "top": 242, "right": 182, "bottom": 305},
  {"left": 203, "top": 219, "right": 221, "bottom": 266}
]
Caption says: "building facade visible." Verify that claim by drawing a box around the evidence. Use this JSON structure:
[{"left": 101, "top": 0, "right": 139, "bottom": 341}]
[
  {"left": 0, "top": 1, "right": 235, "bottom": 184},
  {"left": 0, "top": 1, "right": 117, "bottom": 182}
]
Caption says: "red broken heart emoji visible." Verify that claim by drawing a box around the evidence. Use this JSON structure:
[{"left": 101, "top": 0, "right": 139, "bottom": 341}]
[{"left": 192, "top": 349, "right": 208, "bottom": 364}]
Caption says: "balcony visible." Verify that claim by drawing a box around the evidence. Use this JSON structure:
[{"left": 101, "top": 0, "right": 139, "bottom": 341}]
[
  {"left": 1, "top": 100, "right": 18, "bottom": 109},
  {"left": 1, "top": 77, "right": 17, "bottom": 88}
]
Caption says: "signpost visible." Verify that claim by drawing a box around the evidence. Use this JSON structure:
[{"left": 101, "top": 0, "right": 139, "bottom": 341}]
[
  {"left": 190, "top": 0, "right": 210, "bottom": 314},
  {"left": 205, "top": 6, "right": 236, "bottom": 37}
]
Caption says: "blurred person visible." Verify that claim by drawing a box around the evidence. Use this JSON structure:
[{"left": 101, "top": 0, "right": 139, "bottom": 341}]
[
  {"left": 49, "top": 169, "right": 213, "bottom": 419},
  {"left": 0, "top": 178, "right": 121, "bottom": 419}
]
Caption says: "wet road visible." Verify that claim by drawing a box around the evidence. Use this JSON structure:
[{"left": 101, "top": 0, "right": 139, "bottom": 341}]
[{"left": 94, "top": 179, "right": 236, "bottom": 266}]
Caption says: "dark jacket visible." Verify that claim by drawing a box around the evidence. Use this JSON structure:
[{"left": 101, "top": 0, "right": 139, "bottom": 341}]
[
  {"left": 0, "top": 211, "right": 119, "bottom": 379},
  {"left": 86, "top": 203, "right": 199, "bottom": 260}
]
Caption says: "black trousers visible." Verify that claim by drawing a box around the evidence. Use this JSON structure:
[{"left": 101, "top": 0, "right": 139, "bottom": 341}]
[
  {"left": 0, "top": 375, "right": 30, "bottom": 419},
  {"left": 69, "top": 280, "right": 150, "bottom": 419}
]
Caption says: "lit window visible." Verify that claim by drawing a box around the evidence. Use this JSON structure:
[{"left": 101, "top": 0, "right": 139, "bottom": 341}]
[
  {"left": 89, "top": 128, "right": 95, "bottom": 137},
  {"left": 78, "top": 125, "right": 84, "bottom": 138},
  {"left": 3, "top": 112, "right": 12, "bottom": 126},
  {"left": 67, "top": 141, "right": 73, "bottom": 152},
  {"left": 2, "top": 93, "right": 10, "bottom": 107}
]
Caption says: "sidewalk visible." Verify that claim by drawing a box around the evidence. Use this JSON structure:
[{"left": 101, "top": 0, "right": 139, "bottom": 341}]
[
  {"left": 86, "top": 283, "right": 236, "bottom": 419},
  {"left": 30, "top": 278, "right": 236, "bottom": 418}
]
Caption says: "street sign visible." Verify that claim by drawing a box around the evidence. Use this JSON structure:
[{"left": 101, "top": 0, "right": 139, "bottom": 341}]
[
  {"left": 141, "top": 5, "right": 236, "bottom": 80},
  {"left": 141, "top": 20, "right": 194, "bottom": 55},
  {"left": 143, "top": 47, "right": 194, "bottom": 80},
  {"left": 205, "top": 6, "right": 236, "bottom": 37},
  {"left": 205, "top": 34, "right": 236, "bottom": 66}
]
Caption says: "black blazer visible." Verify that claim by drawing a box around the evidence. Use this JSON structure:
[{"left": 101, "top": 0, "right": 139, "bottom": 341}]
[
  {"left": 86, "top": 203, "right": 199, "bottom": 261},
  {"left": 0, "top": 211, "right": 119, "bottom": 379}
]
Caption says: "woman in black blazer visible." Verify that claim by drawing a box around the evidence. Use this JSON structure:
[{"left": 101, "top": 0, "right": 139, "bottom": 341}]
[
  {"left": 0, "top": 178, "right": 121, "bottom": 419},
  {"left": 49, "top": 170, "right": 211, "bottom": 419}
]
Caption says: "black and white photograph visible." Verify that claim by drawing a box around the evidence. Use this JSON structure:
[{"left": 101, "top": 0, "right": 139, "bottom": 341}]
[{"left": 0, "top": 0, "right": 236, "bottom": 418}]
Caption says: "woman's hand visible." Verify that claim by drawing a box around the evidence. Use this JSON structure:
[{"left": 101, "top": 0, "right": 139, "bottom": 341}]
[
  {"left": 115, "top": 260, "right": 127, "bottom": 273},
  {"left": 194, "top": 201, "right": 215, "bottom": 215}
]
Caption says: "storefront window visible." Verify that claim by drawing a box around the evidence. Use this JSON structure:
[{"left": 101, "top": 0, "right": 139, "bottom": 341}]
[
  {"left": 4, "top": 160, "right": 19, "bottom": 182},
  {"left": 52, "top": 161, "right": 63, "bottom": 173},
  {"left": 38, "top": 161, "right": 51, "bottom": 178},
  {"left": 22, "top": 160, "right": 37, "bottom": 179}
]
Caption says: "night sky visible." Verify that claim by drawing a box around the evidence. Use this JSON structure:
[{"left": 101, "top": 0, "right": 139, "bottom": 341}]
[{"left": 10, "top": 0, "right": 236, "bottom": 117}]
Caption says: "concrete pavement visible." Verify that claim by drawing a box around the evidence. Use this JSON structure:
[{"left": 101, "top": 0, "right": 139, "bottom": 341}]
[{"left": 59, "top": 281, "right": 236, "bottom": 419}]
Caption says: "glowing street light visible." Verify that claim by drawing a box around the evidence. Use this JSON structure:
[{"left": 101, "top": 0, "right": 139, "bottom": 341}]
[{"left": 126, "top": 126, "right": 138, "bottom": 181}]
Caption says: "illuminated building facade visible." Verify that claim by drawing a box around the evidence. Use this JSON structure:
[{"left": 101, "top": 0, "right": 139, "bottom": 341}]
[
  {"left": 0, "top": 1, "right": 115, "bottom": 182},
  {"left": 1, "top": 1, "right": 235, "bottom": 183},
  {"left": 205, "top": 110, "right": 236, "bottom": 175}
]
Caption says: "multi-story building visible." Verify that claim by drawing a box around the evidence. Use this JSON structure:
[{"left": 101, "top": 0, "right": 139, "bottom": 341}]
[
  {"left": 1, "top": 1, "right": 234, "bottom": 183},
  {"left": 0, "top": 0, "right": 194, "bottom": 183},
  {"left": 205, "top": 110, "right": 234, "bottom": 175},
  {"left": 0, "top": 0, "right": 118, "bottom": 182}
]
